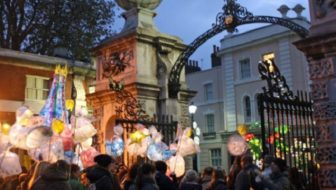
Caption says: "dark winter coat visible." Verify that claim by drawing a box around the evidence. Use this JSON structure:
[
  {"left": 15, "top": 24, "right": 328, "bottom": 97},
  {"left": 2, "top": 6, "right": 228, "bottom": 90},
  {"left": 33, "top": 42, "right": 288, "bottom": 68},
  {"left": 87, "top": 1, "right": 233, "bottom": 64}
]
[
  {"left": 124, "top": 179, "right": 135, "bottom": 190},
  {"left": 261, "top": 172, "right": 290, "bottom": 190},
  {"left": 201, "top": 176, "right": 212, "bottom": 190},
  {"left": 234, "top": 164, "right": 262, "bottom": 190},
  {"left": 207, "top": 180, "right": 228, "bottom": 190},
  {"left": 179, "top": 182, "right": 202, "bottom": 190},
  {"left": 31, "top": 164, "right": 71, "bottom": 190},
  {"left": 155, "top": 171, "right": 178, "bottom": 190},
  {"left": 129, "top": 176, "right": 159, "bottom": 190},
  {"left": 86, "top": 166, "right": 121, "bottom": 190}
]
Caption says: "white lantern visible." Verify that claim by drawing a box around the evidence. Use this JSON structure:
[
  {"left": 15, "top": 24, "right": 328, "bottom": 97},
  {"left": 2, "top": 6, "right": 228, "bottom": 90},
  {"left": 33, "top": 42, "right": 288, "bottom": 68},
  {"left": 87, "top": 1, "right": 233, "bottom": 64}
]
[
  {"left": 9, "top": 124, "right": 30, "bottom": 150},
  {"left": 73, "top": 117, "right": 97, "bottom": 143},
  {"left": 28, "top": 137, "right": 64, "bottom": 163},
  {"left": 81, "top": 138, "right": 93, "bottom": 150},
  {"left": 138, "top": 137, "right": 152, "bottom": 157},
  {"left": 0, "top": 134, "right": 10, "bottom": 153},
  {"left": 26, "top": 126, "right": 53, "bottom": 149},
  {"left": 176, "top": 137, "right": 197, "bottom": 157},
  {"left": 227, "top": 134, "right": 248, "bottom": 156},
  {"left": 167, "top": 155, "right": 185, "bottom": 177},
  {"left": 113, "top": 124, "right": 123, "bottom": 136},
  {"left": 0, "top": 151, "right": 22, "bottom": 177}
]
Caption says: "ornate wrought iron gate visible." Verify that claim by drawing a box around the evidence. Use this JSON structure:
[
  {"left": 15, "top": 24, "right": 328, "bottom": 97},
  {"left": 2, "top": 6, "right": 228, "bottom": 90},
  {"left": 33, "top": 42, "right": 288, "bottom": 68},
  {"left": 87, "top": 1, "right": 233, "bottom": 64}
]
[
  {"left": 116, "top": 115, "right": 178, "bottom": 166},
  {"left": 257, "top": 60, "right": 318, "bottom": 189}
]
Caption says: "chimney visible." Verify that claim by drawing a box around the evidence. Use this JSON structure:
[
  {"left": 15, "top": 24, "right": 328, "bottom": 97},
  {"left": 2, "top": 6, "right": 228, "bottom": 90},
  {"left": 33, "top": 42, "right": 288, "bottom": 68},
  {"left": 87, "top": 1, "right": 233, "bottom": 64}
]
[
  {"left": 211, "top": 45, "right": 221, "bottom": 68},
  {"left": 277, "top": 5, "right": 290, "bottom": 18}
]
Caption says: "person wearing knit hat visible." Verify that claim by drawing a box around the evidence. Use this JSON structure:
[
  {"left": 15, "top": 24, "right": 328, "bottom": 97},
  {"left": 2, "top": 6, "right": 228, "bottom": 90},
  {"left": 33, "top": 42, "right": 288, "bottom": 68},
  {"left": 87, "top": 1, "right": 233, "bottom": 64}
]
[
  {"left": 85, "top": 154, "right": 121, "bottom": 190},
  {"left": 258, "top": 158, "right": 291, "bottom": 190}
]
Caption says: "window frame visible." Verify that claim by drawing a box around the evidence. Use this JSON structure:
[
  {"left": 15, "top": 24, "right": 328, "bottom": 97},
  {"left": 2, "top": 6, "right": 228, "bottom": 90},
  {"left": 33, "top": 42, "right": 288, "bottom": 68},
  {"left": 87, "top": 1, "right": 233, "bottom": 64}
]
[
  {"left": 204, "top": 83, "right": 214, "bottom": 101},
  {"left": 239, "top": 58, "right": 251, "bottom": 80},
  {"left": 206, "top": 113, "right": 215, "bottom": 133},
  {"left": 210, "top": 148, "right": 222, "bottom": 167},
  {"left": 25, "top": 75, "right": 50, "bottom": 101},
  {"left": 243, "top": 96, "right": 252, "bottom": 123}
]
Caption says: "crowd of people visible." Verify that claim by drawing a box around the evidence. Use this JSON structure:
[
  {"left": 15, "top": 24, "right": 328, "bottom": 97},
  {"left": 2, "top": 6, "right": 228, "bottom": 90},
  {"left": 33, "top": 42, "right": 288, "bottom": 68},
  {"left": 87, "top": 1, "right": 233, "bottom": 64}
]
[{"left": 0, "top": 153, "right": 306, "bottom": 190}]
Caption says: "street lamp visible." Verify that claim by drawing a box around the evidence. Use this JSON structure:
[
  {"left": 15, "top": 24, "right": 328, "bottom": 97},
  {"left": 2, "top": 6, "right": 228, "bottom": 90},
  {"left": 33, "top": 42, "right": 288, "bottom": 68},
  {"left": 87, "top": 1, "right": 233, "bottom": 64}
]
[{"left": 188, "top": 102, "right": 198, "bottom": 171}]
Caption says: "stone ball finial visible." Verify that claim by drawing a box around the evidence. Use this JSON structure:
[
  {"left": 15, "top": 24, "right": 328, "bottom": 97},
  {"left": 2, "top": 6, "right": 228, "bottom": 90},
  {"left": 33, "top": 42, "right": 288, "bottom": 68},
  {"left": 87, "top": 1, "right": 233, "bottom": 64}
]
[
  {"left": 116, "top": 0, "right": 162, "bottom": 10},
  {"left": 277, "top": 4, "right": 290, "bottom": 18},
  {"left": 292, "top": 4, "right": 305, "bottom": 18}
]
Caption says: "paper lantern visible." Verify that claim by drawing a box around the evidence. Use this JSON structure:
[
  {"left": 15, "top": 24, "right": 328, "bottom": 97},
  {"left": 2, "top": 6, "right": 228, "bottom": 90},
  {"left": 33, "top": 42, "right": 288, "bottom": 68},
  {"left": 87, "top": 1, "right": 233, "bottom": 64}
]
[
  {"left": 81, "top": 138, "right": 93, "bottom": 150},
  {"left": 0, "top": 152, "right": 22, "bottom": 177},
  {"left": 9, "top": 124, "right": 30, "bottom": 150},
  {"left": 1, "top": 123, "right": 11, "bottom": 135},
  {"left": 76, "top": 107, "right": 88, "bottom": 117},
  {"left": 26, "top": 126, "right": 53, "bottom": 149},
  {"left": 106, "top": 136, "right": 124, "bottom": 158},
  {"left": 127, "top": 139, "right": 141, "bottom": 156},
  {"left": 16, "top": 106, "right": 33, "bottom": 126},
  {"left": 194, "top": 136, "right": 200, "bottom": 145},
  {"left": 244, "top": 133, "right": 255, "bottom": 142},
  {"left": 237, "top": 124, "right": 248, "bottom": 136},
  {"left": 52, "top": 119, "right": 65, "bottom": 135},
  {"left": 149, "top": 126, "right": 158, "bottom": 136},
  {"left": 152, "top": 132, "right": 163, "bottom": 143},
  {"left": 73, "top": 117, "right": 97, "bottom": 143},
  {"left": 80, "top": 147, "right": 99, "bottom": 168},
  {"left": 267, "top": 135, "right": 275, "bottom": 144},
  {"left": 195, "top": 127, "right": 201, "bottom": 136},
  {"left": 27, "top": 116, "right": 45, "bottom": 128},
  {"left": 175, "top": 124, "right": 183, "bottom": 141},
  {"left": 169, "top": 143, "right": 178, "bottom": 151},
  {"left": 183, "top": 127, "right": 192, "bottom": 138},
  {"left": 113, "top": 124, "right": 123, "bottom": 136},
  {"left": 192, "top": 121, "right": 197, "bottom": 129},
  {"left": 61, "top": 127, "right": 74, "bottom": 151},
  {"left": 28, "top": 137, "right": 64, "bottom": 162},
  {"left": 130, "top": 130, "right": 146, "bottom": 144},
  {"left": 227, "top": 134, "right": 248, "bottom": 156},
  {"left": 66, "top": 99, "right": 75, "bottom": 111},
  {"left": 0, "top": 134, "right": 10, "bottom": 153},
  {"left": 147, "top": 143, "right": 164, "bottom": 161},
  {"left": 138, "top": 136, "right": 152, "bottom": 157},
  {"left": 167, "top": 155, "right": 185, "bottom": 177},
  {"left": 162, "top": 150, "right": 175, "bottom": 161},
  {"left": 176, "top": 137, "right": 197, "bottom": 157}
]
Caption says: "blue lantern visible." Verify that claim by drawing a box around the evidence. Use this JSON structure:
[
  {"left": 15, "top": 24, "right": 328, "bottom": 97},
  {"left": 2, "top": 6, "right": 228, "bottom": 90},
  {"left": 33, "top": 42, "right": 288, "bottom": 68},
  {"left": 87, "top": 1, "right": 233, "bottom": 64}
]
[{"left": 106, "top": 136, "right": 124, "bottom": 158}]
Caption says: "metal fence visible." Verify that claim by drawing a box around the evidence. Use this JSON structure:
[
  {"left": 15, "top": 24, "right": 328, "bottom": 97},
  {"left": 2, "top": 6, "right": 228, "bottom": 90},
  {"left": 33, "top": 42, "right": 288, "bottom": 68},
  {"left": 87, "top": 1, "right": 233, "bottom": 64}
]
[
  {"left": 116, "top": 115, "right": 178, "bottom": 167},
  {"left": 257, "top": 60, "right": 318, "bottom": 189}
]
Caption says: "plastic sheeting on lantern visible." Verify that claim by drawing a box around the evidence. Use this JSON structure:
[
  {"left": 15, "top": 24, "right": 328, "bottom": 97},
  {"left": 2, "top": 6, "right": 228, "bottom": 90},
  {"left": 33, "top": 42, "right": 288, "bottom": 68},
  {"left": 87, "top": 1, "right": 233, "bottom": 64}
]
[
  {"left": 227, "top": 134, "right": 248, "bottom": 156},
  {"left": 176, "top": 137, "right": 198, "bottom": 157},
  {"left": 73, "top": 117, "right": 97, "bottom": 143},
  {"left": 113, "top": 124, "right": 123, "bottom": 136},
  {"left": 26, "top": 126, "right": 53, "bottom": 149},
  {"left": 80, "top": 147, "right": 99, "bottom": 168},
  {"left": 106, "top": 136, "right": 124, "bottom": 158},
  {"left": 0, "top": 134, "right": 10, "bottom": 153},
  {"left": 9, "top": 124, "right": 30, "bottom": 150},
  {"left": 61, "top": 127, "right": 74, "bottom": 151},
  {"left": 0, "top": 151, "right": 22, "bottom": 177},
  {"left": 167, "top": 155, "right": 185, "bottom": 178},
  {"left": 28, "top": 137, "right": 64, "bottom": 163},
  {"left": 81, "top": 138, "right": 93, "bottom": 150},
  {"left": 138, "top": 137, "right": 152, "bottom": 157}
]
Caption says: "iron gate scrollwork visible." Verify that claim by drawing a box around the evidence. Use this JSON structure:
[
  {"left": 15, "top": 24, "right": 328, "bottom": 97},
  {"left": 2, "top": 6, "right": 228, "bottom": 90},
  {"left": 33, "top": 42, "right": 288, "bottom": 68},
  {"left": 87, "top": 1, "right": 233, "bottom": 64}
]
[
  {"left": 168, "top": 0, "right": 309, "bottom": 98},
  {"left": 257, "top": 60, "right": 318, "bottom": 189}
]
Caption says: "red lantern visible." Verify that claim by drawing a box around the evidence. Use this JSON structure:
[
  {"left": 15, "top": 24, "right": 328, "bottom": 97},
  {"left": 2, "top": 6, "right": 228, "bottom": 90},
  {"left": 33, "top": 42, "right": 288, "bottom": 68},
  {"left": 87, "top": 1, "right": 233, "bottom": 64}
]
[
  {"left": 61, "top": 127, "right": 73, "bottom": 151},
  {"left": 244, "top": 133, "right": 255, "bottom": 141},
  {"left": 80, "top": 147, "right": 99, "bottom": 168},
  {"left": 267, "top": 135, "right": 275, "bottom": 144},
  {"left": 274, "top": 133, "right": 280, "bottom": 139}
]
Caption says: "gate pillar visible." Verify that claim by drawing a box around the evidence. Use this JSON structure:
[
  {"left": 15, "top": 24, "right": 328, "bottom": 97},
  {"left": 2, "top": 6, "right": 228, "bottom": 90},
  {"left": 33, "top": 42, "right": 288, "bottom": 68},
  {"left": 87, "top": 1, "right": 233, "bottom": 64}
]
[
  {"left": 86, "top": 0, "right": 195, "bottom": 152},
  {"left": 295, "top": 1, "right": 336, "bottom": 189}
]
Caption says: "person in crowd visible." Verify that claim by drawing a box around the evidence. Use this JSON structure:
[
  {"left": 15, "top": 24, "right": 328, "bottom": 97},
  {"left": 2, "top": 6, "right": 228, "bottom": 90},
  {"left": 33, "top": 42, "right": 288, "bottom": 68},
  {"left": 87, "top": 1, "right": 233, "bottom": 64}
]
[
  {"left": 155, "top": 161, "right": 178, "bottom": 190},
  {"left": 261, "top": 155, "right": 273, "bottom": 179},
  {"left": 206, "top": 168, "right": 227, "bottom": 190},
  {"left": 289, "top": 167, "right": 305, "bottom": 190},
  {"left": 86, "top": 154, "right": 121, "bottom": 190},
  {"left": 234, "top": 155, "right": 262, "bottom": 190},
  {"left": 27, "top": 161, "right": 50, "bottom": 190},
  {"left": 80, "top": 172, "right": 91, "bottom": 190},
  {"left": 227, "top": 156, "right": 241, "bottom": 190},
  {"left": 258, "top": 158, "right": 291, "bottom": 190},
  {"left": 200, "top": 167, "right": 213, "bottom": 190},
  {"left": 179, "top": 170, "right": 202, "bottom": 190},
  {"left": 69, "top": 164, "right": 84, "bottom": 190},
  {"left": 31, "top": 160, "right": 71, "bottom": 190},
  {"left": 130, "top": 163, "right": 159, "bottom": 190},
  {"left": 123, "top": 163, "right": 140, "bottom": 190}
]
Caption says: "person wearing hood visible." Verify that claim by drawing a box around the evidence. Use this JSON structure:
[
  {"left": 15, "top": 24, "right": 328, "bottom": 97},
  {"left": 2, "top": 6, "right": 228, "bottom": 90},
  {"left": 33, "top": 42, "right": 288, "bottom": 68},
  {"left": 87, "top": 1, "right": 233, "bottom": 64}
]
[
  {"left": 31, "top": 160, "right": 71, "bottom": 190},
  {"left": 201, "top": 167, "right": 214, "bottom": 190},
  {"left": 85, "top": 154, "right": 121, "bottom": 190},
  {"left": 155, "top": 161, "right": 178, "bottom": 190}
]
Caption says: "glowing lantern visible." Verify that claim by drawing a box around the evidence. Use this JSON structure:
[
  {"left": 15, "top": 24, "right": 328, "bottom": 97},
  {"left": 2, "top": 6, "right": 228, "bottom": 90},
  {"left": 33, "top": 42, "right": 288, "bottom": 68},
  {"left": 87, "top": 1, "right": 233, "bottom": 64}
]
[
  {"left": 127, "top": 139, "right": 141, "bottom": 156},
  {"left": 149, "top": 126, "right": 158, "bottom": 136},
  {"left": 138, "top": 137, "right": 152, "bottom": 157},
  {"left": 73, "top": 117, "right": 97, "bottom": 143},
  {"left": 0, "top": 152, "right": 22, "bottom": 177},
  {"left": 162, "top": 150, "right": 175, "bottom": 161},
  {"left": 176, "top": 137, "right": 197, "bottom": 157},
  {"left": 0, "top": 134, "right": 10, "bottom": 153},
  {"left": 1, "top": 123, "right": 11, "bottom": 135},
  {"left": 26, "top": 126, "right": 53, "bottom": 149},
  {"left": 52, "top": 119, "right": 65, "bottom": 135},
  {"left": 152, "top": 132, "right": 163, "bottom": 143},
  {"left": 27, "top": 116, "right": 45, "bottom": 128},
  {"left": 183, "top": 127, "right": 192, "bottom": 138},
  {"left": 147, "top": 143, "right": 164, "bottom": 161},
  {"left": 237, "top": 124, "right": 248, "bottom": 136},
  {"left": 267, "top": 135, "right": 275, "bottom": 144},
  {"left": 16, "top": 106, "right": 33, "bottom": 126},
  {"left": 227, "top": 134, "right": 248, "bottom": 156},
  {"left": 167, "top": 155, "right": 185, "bottom": 177},
  {"left": 81, "top": 138, "right": 93, "bottom": 150},
  {"left": 80, "top": 147, "right": 99, "bottom": 168},
  {"left": 113, "top": 124, "right": 123, "bottom": 136},
  {"left": 130, "top": 131, "right": 146, "bottom": 144},
  {"left": 106, "top": 136, "right": 124, "bottom": 158},
  {"left": 28, "top": 137, "right": 64, "bottom": 163},
  {"left": 9, "top": 124, "right": 30, "bottom": 150},
  {"left": 66, "top": 99, "right": 75, "bottom": 111},
  {"left": 61, "top": 127, "right": 74, "bottom": 151},
  {"left": 244, "top": 133, "right": 255, "bottom": 141}
]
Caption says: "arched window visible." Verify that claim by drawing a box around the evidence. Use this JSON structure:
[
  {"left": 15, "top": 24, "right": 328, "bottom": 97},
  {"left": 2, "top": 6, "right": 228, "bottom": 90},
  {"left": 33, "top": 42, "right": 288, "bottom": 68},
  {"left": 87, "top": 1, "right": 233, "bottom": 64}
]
[{"left": 244, "top": 96, "right": 251, "bottom": 123}]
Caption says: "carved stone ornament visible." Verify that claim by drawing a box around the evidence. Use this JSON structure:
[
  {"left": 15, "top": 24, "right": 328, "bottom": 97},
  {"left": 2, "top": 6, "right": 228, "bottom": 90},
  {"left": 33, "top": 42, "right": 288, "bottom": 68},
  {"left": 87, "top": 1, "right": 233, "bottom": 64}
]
[
  {"left": 311, "top": 80, "right": 328, "bottom": 100},
  {"left": 319, "top": 168, "right": 336, "bottom": 188},
  {"left": 102, "top": 50, "right": 133, "bottom": 78},
  {"left": 316, "top": 145, "right": 336, "bottom": 163},
  {"left": 315, "top": 123, "right": 336, "bottom": 142},
  {"left": 309, "top": 57, "right": 336, "bottom": 80},
  {"left": 313, "top": 101, "right": 336, "bottom": 120}
]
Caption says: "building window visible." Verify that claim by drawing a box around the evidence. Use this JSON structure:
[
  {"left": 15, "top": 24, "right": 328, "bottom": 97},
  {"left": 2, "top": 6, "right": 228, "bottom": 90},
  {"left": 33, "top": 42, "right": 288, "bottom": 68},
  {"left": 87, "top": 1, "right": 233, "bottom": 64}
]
[
  {"left": 244, "top": 96, "right": 251, "bottom": 123},
  {"left": 262, "top": 52, "right": 275, "bottom": 62},
  {"left": 206, "top": 114, "right": 215, "bottom": 133},
  {"left": 204, "top": 83, "right": 213, "bottom": 101},
  {"left": 25, "top": 75, "right": 49, "bottom": 100},
  {"left": 210, "top": 148, "right": 222, "bottom": 167},
  {"left": 239, "top": 58, "right": 251, "bottom": 79}
]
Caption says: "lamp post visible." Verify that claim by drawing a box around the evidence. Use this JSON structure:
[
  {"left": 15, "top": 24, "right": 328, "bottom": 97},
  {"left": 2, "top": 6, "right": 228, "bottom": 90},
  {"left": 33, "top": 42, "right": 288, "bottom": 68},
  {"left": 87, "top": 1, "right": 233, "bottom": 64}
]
[{"left": 188, "top": 102, "right": 198, "bottom": 171}]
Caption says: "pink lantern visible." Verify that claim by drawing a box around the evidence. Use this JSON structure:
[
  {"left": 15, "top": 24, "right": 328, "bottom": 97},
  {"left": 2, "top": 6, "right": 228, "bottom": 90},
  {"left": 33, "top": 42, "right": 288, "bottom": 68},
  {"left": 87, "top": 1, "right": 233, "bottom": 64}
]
[
  {"left": 167, "top": 155, "right": 185, "bottom": 177},
  {"left": 61, "top": 127, "right": 74, "bottom": 151},
  {"left": 80, "top": 147, "right": 99, "bottom": 168},
  {"left": 73, "top": 117, "right": 97, "bottom": 143},
  {"left": 176, "top": 137, "right": 197, "bottom": 157}
]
